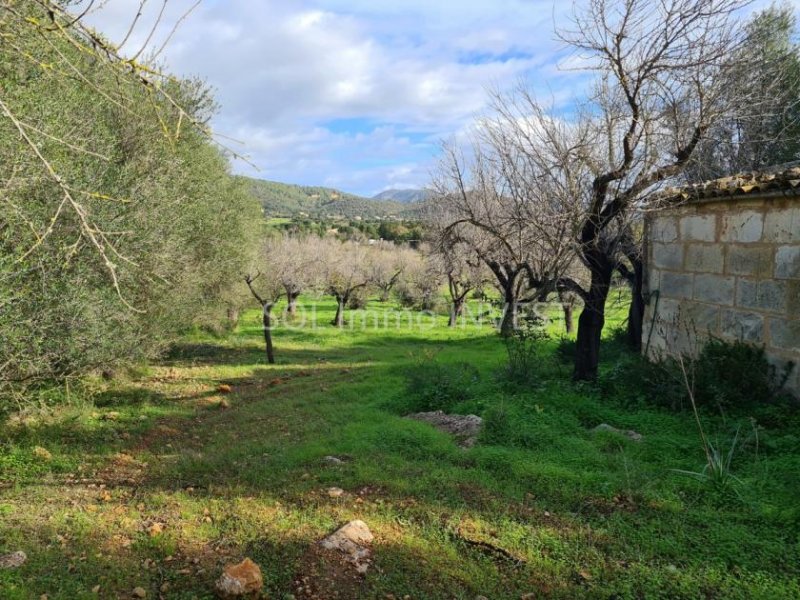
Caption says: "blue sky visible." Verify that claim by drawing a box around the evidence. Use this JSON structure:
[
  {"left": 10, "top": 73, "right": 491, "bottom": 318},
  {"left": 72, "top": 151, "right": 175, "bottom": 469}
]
[{"left": 83, "top": 0, "right": 797, "bottom": 196}]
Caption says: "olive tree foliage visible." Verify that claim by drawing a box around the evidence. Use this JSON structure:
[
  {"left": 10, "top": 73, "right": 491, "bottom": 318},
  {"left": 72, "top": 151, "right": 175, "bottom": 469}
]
[
  {"left": 688, "top": 3, "right": 800, "bottom": 177},
  {"left": 0, "top": 1, "right": 260, "bottom": 405}
]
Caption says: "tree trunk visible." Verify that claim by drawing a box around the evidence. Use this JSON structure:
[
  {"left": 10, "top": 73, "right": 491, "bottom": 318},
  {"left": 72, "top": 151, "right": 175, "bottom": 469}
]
[
  {"left": 626, "top": 255, "right": 644, "bottom": 352},
  {"left": 449, "top": 297, "right": 465, "bottom": 327},
  {"left": 499, "top": 287, "right": 517, "bottom": 337},
  {"left": 262, "top": 304, "right": 275, "bottom": 364},
  {"left": 226, "top": 306, "right": 239, "bottom": 327},
  {"left": 380, "top": 288, "right": 391, "bottom": 302},
  {"left": 287, "top": 292, "right": 300, "bottom": 317},
  {"left": 333, "top": 296, "right": 346, "bottom": 327},
  {"left": 563, "top": 302, "right": 574, "bottom": 334},
  {"left": 574, "top": 257, "right": 613, "bottom": 381}
]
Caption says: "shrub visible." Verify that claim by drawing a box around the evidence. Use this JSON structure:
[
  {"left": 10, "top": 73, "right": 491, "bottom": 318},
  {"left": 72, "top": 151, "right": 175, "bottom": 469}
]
[
  {"left": 555, "top": 336, "right": 576, "bottom": 364},
  {"left": 402, "top": 361, "right": 480, "bottom": 413},
  {"left": 599, "top": 355, "right": 686, "bottom": 410},
  {"left": 692, "top": 338, "right": 788, "bottom": 411},
  {"left": 503, "top": 315, "right": 549, "bottom": 385}
]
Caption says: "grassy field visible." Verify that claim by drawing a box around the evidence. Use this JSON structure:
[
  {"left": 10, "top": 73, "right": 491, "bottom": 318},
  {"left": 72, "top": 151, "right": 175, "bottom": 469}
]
[{"left": 1, "top": 295, "right": 799, "bottom": 599}]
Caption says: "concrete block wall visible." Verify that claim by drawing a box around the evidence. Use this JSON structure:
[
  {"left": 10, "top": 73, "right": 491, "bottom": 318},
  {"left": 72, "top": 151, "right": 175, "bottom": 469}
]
[{"left": 644, "top": 196, "right": 800, "bottom": 396}]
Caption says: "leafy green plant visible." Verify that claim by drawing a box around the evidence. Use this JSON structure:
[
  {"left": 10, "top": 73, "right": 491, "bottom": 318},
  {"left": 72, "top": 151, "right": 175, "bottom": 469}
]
[
  {"left": 673, "top": 428, "right": 743, "bottom": 492},
  {"left": 693, "top": 338, "right": 786, "bottom": 411},
  {"left": 674, "top": 354, "right": 746, "bottom": 494},
  {"left": 503, "top": 314, "right": 549, "bottom": 385},
  {"left": 402, "top": 359, "right": 480, "bottom": 413}
]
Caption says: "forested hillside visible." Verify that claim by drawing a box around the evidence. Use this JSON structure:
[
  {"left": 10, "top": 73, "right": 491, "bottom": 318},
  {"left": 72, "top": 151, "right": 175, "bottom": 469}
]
[
  {"left": 371, "top": 188, "right": 432, "bottom": 203},
  {"left": 240, "top": 176, "right": 411, "bottom": 219}
]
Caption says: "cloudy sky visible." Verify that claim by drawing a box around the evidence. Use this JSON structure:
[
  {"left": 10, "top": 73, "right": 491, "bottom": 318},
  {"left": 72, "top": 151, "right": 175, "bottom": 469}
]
[{"left": 83, "top": 0, "right": 793, "bottom": 196}]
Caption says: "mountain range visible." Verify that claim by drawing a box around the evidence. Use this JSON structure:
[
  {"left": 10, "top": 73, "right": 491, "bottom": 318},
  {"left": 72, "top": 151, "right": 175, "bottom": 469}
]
[
  {"left": 371, "top": 188, "right": 432, "bottom": 203},
  {"left": 239, "top": 176, "right": 426, "bottom": 220}
]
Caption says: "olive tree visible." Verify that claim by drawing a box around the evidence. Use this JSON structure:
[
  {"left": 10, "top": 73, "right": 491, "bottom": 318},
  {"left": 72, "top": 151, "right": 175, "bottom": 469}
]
[{"left": 0, "top": 1, "right": 260, "bottom": 404}]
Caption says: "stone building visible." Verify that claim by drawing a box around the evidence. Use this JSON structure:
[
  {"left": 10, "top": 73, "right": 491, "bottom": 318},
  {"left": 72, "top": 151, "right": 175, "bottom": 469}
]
[{"left": 643, "top": 167, "right": 800, "bottom": 396}]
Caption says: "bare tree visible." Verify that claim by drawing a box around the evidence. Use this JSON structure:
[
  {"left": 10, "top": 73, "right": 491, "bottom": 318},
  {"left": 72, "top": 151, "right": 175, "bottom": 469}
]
[
  {"left": 432, "top": 241, "right": 488, "bottom": 327},
  {"left": 365, "top": 242, "right": 413, "bottom": 302},
  {"left": 396, "top": 245, "right": 445, "bottom": 312},
  {"left": 246, "top": 237, "right": 290, "bottom": 363},
  {"left": 553, "top": 0, "right": 751, "bottom": 380},
  {"left": 319, "top": 238, "right": 371, "bottom": 327},
  {"left": 430, "top": 103, "right": 586, "bottom": 336},
  {"left": 268, "top": 234, "right": 321, "bottom": 316}
]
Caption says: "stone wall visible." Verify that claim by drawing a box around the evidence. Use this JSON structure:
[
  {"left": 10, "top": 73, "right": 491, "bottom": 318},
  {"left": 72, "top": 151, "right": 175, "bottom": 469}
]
[{"left": 644, "top": 194, "right": 800, "bottom": 396}]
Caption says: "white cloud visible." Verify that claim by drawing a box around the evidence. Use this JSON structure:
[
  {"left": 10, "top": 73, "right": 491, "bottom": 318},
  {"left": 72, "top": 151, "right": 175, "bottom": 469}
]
[{"left": 77, "top": 0, "right": 795, "bottom": 195}]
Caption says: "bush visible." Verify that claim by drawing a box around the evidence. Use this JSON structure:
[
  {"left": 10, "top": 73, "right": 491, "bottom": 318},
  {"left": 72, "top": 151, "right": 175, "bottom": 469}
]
[
  {"left": 401, "top": 361, "right": 480, "bottom": 413},
  {"left": 347, "top": 288, "right": 369, "bottom": 310},
  {"left": 692, "top": 338, "right": 790, "bottom": 411},
  {"left": 599, "top": 355, "right": 686, "bottom": 410},
  {"left": 503, "top": 315, "right": 549, "bottom": 385},
  {"left": 601, "top": 337, "right": 793, "bottom": 413}
]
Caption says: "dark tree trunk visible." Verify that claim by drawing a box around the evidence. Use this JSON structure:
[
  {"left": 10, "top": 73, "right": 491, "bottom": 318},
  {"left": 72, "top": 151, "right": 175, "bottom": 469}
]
[
  {"left": 333, "top": 295, "right": 346, "bottom": 327},
  {"left": 226, "top": 306, "right": 239, "bottom": 327},
  {"left": 574, "top": 253, "right": 613, "bottom": 381},
  {"left": 449, "top": 297, "right": 465, "bottom": 327},
  {"left": 380, "top": 288, "right": 391, "bottom": 302},
  {"left": 626, "top": 254, "right": 645, "bottom": 352},
  {"left": 262, "top": 304, "right": 275, "bottom": 364}
]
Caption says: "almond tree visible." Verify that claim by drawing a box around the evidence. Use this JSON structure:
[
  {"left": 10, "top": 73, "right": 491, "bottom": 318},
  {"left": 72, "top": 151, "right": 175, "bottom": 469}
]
[
  {"left": 365, "top": 242, "right": 413, "bottom": 302},
  {"left": 244, "top": 241, "right": 286, "bottom": 364},
  {"left": 244, "top": 272, "right": 281, "bottom": 365},
  {"left": 269, "top": 234, "right": 322, "bottom": 316},
  {"left": 320, "top": 238, "right": 372, "bottom": 327},
  {"left": 555, "top": 0, "right": 751, "bottom": 380},
  {"left": 430, "top": 112, "right": 585, "bottom": 336},
  {"left": 396, "top": 246, "right": 445, "bottom": 311},
  {"left": 432, "top": 241, "right": 488, "bottom": 327}
]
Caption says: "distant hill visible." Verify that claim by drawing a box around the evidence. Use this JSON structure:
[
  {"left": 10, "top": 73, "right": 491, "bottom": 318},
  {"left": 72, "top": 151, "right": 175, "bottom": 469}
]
[
  {"left": 372, "top": 188, "right": 432, "bottom": 203},
  {"left": 238, "top": 176, "right": 410, "bottom": 220}
]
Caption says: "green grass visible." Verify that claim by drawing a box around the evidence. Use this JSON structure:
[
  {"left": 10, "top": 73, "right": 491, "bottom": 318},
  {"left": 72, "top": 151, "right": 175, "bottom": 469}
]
[{"left": 1, "top": 295, "right": 799, "bottom": 599}]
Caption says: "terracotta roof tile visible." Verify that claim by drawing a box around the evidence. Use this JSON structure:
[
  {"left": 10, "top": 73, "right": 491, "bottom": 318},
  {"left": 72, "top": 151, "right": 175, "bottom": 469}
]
[{"left": 658, "top": 165, "right": 800, "bottom": 203}]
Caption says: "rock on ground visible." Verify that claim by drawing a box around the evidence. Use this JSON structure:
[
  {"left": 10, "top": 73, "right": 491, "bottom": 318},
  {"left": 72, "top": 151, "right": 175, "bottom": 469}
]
[
  {"left": 320, "top": 520, "right": 373, "bottom": 571},
  {"left": 406, "top": 411, "right": 483, "bottom": 448},
  {"left": 592, "top": 423, "right": 642, "bottom": 442},
  {"left": 215, "top": 558, "right": 263, "bottom": 597},
  {"left": 0, "top": 550, "right": 27, "bottom": 569},
  {"left": 291, "top": 520, "right": 375, "bottom": 599}
]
